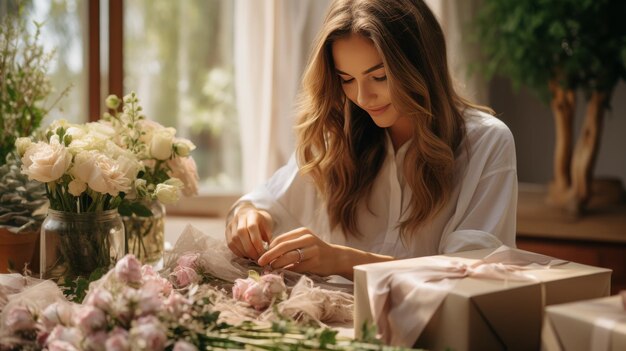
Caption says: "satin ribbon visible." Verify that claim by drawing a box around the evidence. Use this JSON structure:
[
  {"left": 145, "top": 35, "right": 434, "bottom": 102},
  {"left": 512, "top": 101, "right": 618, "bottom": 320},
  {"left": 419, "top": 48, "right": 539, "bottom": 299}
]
[{"left": 367, "top": 245, "right": 567, "bottom": 347}]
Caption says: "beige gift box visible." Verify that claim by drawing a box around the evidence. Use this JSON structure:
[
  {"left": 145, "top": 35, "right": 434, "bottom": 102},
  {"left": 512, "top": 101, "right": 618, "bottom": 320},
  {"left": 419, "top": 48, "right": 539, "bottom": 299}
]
[
  {"left": 354, "top": 247, "right": 611, "bottom": 351},
  {"left": 542, "top": 295, "right": 626, "bottom": 351}
]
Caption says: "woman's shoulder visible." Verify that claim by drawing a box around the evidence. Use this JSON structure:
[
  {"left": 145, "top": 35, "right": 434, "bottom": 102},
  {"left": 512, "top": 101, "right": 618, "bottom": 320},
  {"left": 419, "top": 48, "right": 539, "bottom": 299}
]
[{"left": 463, "top": 108, "right": 514, "bottom": 147}]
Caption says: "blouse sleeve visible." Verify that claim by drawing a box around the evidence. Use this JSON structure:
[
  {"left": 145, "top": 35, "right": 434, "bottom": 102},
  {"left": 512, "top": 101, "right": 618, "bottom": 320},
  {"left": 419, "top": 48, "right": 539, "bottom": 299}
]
[
  {"left": 438, "top": 118, "right": 518, "bottom": 254},
  {"left": 234, "top": 154, "right": 323, "bottom": 237}
]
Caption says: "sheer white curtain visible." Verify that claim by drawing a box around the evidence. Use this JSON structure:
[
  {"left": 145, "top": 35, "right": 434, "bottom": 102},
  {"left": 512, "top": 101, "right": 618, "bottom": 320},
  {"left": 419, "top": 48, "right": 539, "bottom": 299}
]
[
  {"left": 234, "top": 0, "right": 330, "bottom": 192},
  {"left": 424, "top": 0, "right": 488, "bottom": 105}
]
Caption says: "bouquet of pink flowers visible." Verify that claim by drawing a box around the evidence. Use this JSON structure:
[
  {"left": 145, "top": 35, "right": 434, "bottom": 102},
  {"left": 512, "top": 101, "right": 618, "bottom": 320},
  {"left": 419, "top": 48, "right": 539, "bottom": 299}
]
[{"left": 0, "top": 253, "right": 383, "bottom": 351}]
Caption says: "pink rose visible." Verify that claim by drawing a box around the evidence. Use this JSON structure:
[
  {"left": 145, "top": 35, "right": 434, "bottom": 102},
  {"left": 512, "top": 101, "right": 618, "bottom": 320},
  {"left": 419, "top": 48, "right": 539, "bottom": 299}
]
[
  {"left": 105, "top": 327, "right": 130, "bottom": 351},
  {"left": 171, "top": 266, "right": 199, "bottom": 288},
  {"left": 167, "top": 156, "right": 199, "bottom": 196},
  {"left": 85, "top": 288, "right": 114, "bottom": 312},
  {"left": 260, "top": 274, "right": 287, "bottom": 298},
  {"left": 164, "top": 292, "right": 190, "bottom": 318},
  {"left": 73, "top": 305, "right": 107, "bottom": 333},
  {"left": 84, "top": 330, "right": 108, "bottom": 351},
  {"left": 176, "top": 253, "right": 200, "bottom": 269},
  {"left": 173, "top": 340, "right": 198, "bottom": 351},
  {"left": 232, "top": 278, "right": 255, "bottom": 300},
  {"left": 115, "top": 255, "right": 143, "bottom": 285},
  {"left": 5, "top": 305, "right": 36, "bottom": 332},
  {"left": 243, "top": 283, "right": 271, "bottom": 311},
  {"left": 40, "top": 302, "right": 74, "bottom": 331},
  {"left": 47, "top": 340, "right": 80, "bottom": 351},
  {"left": 46, "top": 326, "right": 82, "bottom": 348},
  {"left": 136, "top": 288, "right": 162, "bottom": 316},
  {"left": 129, "top": 316, "right": 167, "bottom": 351},
  {"left": 141, "top": 278, "right": 167, "bottom": 296}
]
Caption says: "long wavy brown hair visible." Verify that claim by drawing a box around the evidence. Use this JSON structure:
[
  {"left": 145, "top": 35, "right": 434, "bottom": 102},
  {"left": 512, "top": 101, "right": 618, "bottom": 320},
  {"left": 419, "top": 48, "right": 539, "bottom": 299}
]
[{"left": 295, "top": 0, "right": 492, "bottom": 240}]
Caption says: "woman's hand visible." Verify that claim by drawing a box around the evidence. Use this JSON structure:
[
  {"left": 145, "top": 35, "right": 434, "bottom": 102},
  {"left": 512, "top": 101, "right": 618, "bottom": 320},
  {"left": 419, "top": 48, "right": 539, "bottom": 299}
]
[
  {"left": 225, "top": 203, "right": 273, "bottom": 260},
  {"left": 257, "top": 227, "right": 346, "bottom": 277}
]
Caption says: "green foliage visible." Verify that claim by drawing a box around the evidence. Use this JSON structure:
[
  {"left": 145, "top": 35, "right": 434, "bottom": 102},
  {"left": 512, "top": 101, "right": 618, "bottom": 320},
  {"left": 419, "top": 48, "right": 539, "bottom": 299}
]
[
  {"left": 0, "top": 6, "right": 69, "bottom": 165},
  {"left": 474, "top": 0, "right": 626, "bottom": 102}
]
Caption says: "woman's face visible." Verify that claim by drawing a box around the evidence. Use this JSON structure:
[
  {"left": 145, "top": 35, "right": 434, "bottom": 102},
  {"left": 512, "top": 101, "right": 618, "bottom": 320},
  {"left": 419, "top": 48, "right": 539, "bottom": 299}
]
[{"left": 331, "top": 34, "right": 401, "bottom": 129}]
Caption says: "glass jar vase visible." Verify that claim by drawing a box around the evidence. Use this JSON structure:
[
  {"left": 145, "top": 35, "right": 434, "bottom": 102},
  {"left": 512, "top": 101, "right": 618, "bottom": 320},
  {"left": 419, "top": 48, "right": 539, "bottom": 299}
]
[
  {"left": 122, "top": 201, "right": 165, "bottom": 266},
  {"left": 40, "top": 209, "right": 125, "bottom": 283}
]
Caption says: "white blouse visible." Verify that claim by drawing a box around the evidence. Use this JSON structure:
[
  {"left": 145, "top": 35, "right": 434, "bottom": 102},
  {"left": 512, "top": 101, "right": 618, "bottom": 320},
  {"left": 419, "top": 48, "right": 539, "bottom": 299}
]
[{"left": 237, "top": 109, "right": 517, "bottom": 259}]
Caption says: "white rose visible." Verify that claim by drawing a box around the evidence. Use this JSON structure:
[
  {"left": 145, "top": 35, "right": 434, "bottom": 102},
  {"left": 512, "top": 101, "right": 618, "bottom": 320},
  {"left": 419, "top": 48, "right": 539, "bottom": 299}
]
[
  {"left": 21, "top": 136, "right": 72, "bottom": 183},
  {"left": 154, "top": 183, "right": 180, "bottom": 204},
  {"left": 15, "top": 137, "right": 32, "bottom": 157},
  {"left": 150, "top": 128, "right": 176, "bottom": 160},
  {"left": 71, "top": 151, "right": 138, "bottom": 196},
  {"left": 68, "top": 179, "right": 87, "bottom": 196},
  {"left": 173, "top": 139, "right": 196, "bottom": 157}
]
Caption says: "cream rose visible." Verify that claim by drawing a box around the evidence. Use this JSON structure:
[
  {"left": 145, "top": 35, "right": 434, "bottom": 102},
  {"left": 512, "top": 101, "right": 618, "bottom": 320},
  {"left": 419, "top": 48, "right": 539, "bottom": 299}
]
[
  {"left": 21, "top": 136, "right": 72, "bottom": 183},
  {"left": 173, "top": 139, "right": 196, "bottom": 157},
  {"left": 71, "top": 151, "right": 140, "bottom": 196},
  {"left": 154, "top": 179, "right": 183, "bottom": 204},
  {"left": 150, "top": 127, "right": 176, "bottom": 160},
  {"left": 68, "top": 179, "right": 87, "bottom": 196}
]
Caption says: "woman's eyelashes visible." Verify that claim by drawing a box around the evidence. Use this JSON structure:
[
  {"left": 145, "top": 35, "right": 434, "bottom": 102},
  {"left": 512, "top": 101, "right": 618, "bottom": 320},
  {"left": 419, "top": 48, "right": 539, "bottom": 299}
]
[{"left": 338, "top": 75, "right": 387, "bottom": 84}]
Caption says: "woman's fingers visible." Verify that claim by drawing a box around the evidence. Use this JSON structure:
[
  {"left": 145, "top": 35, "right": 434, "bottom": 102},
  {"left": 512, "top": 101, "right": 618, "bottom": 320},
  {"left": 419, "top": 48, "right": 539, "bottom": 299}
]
[
  {"left": 224, "top": 208, "right": 273, "bottom": 260},
  {"left": 257, "top": 232, "right": 311, "bottom": 266}
]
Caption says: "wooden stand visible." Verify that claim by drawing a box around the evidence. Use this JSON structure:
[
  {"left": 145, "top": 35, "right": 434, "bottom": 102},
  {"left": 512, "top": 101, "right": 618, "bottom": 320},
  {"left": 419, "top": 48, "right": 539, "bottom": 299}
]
[{"left": 516, "top": 182, "right": 626, "bottom": 294}]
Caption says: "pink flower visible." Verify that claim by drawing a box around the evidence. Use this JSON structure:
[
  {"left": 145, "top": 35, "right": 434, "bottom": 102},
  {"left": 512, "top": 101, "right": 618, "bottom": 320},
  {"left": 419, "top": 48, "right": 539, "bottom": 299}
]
[
  {"left": 260, "top": 274, "right": 287, "bottom": 298},
  {"left": 232, "top": 278, "right": 255, "bottom": 300},
  {"left": 167, "top": 156, "right": 199, "bottom": 196},
  {"left": 243, "top": 283, "right": 270, "bottom": 311},
  {"left": 232, "top": 274, "right": 287, "bottom": 311},
  {"left": 129, "top": 316, "right": 167, "bottom": 351},
  {"left": 173, "top": 340, "right": 198, "bottom": 351},
  {"left": 40, "top": 302, "right": 74, "bottom": 331},
  {"left": 141, "top": 278, "right": 168, "bottom": 296},
  {"left": 73, "top": 305, "right": 107, "bottom": 333},
  {"left": 115, "top": 255, "right": 142, "bottom": 285},
  {"left": 141, "top": 264, "right": 158, "bottom": 278},
  {"left": 136, "top": 288, "right": 163, "bottom": 316},
  {"left": 176, "top": 253, "right": 200, "bottom": 269},
  {"left": 47, "top": 340, "right": 80, "bottom": 351},
  {"left": 5, "top": 305, "right": 36, "bottom": 332},
  {"left": 85, "top": 288, "right": 114, "bottom": 312},
  {"left": 46, "top": 326, "right": 82, "bottom": 348},
  {"left": 84, "top": 330, "right": 108, "bottom": 351},
  {"left": 171, "top": 266, "right": 199, "bottom": 288},
  {"left": 164, "top": 292, "right": 190, "bottom": 318},
  {"left": 105, "top": 327, "right": 130, "bottom": 351}
]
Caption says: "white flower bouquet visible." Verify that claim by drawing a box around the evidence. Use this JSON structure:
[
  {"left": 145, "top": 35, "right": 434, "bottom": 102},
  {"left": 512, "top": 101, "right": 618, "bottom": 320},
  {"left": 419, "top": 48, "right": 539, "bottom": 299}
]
[
  {"left": 17, "top": 92, "right": 199, "bottom": 280},
  {"left": 17, "top": 92, "right": 198, "bottom": 214}
]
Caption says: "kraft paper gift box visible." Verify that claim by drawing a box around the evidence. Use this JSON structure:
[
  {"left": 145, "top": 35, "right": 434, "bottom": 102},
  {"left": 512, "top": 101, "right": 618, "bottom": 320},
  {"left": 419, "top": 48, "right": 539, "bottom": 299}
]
[
  {"left": 542, "top": 295, "right": 626, "bottom": 351},
  {"left": 353, "top": 246, "right": 611, "bottom": 351}
]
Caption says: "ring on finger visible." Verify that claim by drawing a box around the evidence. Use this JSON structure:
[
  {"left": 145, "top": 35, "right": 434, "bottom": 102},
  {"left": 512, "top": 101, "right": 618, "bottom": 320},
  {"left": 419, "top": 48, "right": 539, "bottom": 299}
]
[{"left": 295, "top": 248, "right": 304, "bottom": 264}]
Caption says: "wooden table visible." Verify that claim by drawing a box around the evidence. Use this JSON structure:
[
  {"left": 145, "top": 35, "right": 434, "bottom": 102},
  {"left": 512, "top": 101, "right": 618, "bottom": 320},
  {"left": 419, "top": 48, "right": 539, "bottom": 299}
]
[{"left": 516, "top": 183, "right": 626, "bottom": 294}]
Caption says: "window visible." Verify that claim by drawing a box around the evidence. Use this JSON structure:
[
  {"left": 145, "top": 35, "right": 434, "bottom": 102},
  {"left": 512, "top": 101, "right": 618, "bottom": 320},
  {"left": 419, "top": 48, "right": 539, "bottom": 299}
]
[
  {"left": 7, "top": 0, "right": 89, "bottom": 125},
  {"left": 9, "top": 0, "right": 242, "bottom": 213},
  {"left": 123, "top": 0, "right": 241, "bottom": 194}
]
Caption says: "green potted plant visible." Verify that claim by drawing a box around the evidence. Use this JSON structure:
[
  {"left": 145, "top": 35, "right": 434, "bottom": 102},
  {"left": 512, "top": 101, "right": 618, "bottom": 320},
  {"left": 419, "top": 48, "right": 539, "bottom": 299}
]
[
  {"left": 474, "top": 0, "right": 626, "bottom": 215},
  {"left": 0, "top": 8, "right": 68, "bottom": 272}
]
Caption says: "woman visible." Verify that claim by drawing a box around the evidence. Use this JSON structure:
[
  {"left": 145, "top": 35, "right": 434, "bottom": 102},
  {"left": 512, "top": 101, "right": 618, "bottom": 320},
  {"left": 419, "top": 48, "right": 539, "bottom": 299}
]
[{"left": 225, "top": 0, "right": 517, "bottom": 279}]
